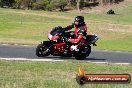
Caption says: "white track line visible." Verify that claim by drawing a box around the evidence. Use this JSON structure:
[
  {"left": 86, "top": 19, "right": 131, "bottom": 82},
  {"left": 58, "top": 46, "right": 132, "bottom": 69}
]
[
  {"left": 114, "top": 63, "right": 131, "bottom": 65},
  {"left": 0, "top": 57, "right": 131, "bottom": 64},
  {"left": 0, "top": 57, "right": 64, "bottom": 62},
  {"left": 1, "top": 44, "right": 33, "bottom": 47},
  {"left": 91, "top": 62, "right": 108, "bottom": 64},
  {"left": 1, "top": 44, "right": 9, "bottom": 46}
]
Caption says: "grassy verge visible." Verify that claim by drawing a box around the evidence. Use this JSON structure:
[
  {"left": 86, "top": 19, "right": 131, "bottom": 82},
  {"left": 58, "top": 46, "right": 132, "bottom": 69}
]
[
  {"left": 0, "top": 7, "right": 132, "bottom": 51},
  {"left": 0, "top": 8, "right": 69, "bottom": 44},
  {"left": 0, "top": 60, "right": 132, "bottom": 88}
]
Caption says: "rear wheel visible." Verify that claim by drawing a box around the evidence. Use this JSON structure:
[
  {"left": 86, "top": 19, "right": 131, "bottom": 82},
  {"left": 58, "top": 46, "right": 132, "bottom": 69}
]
[
  {"left": 75, "top": 46, "right": 91, "bottom": 60},
  {"left": 36, "top": 43, "right": 50, "bottom": 57},
  {"left": 75, "top": 53, "right": 86, "bottom": 60},
  {"left": 86, "top": 46, "right": 91, "bottom": 57}
]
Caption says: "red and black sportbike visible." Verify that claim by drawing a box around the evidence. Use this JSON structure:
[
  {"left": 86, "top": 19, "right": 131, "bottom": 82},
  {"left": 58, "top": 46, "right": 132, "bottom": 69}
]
[{"left": 36, "top": 26, "right": 99, "bottom": 60}]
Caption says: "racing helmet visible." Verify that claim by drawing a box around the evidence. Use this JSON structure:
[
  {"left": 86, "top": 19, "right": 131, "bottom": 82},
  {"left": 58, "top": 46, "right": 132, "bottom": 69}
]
[{"left": 74, "top": 16, "right": 84, "bottom": 25}]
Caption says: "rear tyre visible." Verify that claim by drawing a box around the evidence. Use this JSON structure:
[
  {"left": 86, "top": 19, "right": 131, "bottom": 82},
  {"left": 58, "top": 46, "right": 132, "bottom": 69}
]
[
  {"left": 86, "top": 46, "right": 91, "bottom": 57},
  {"left": 75, "top": 53, "right": 86, "bottom": 60},
  {"left": 36, "top": 43, "right": 50, "bottom": 57},
  {"left": 74, "top": 46, "right": 91, "bottom": 60}
]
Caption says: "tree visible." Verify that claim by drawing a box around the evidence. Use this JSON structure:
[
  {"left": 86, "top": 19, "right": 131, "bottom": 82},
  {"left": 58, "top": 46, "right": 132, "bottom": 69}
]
[
  {"left": 0, "top": 0, "right": 2, "bottom": 7},
  {"left": 0, "top": 0, "right": 15, "bottom": 7},
  {"left": 50, "top": 0, "right": 67, "bottom": 11},
  {"left": 76, "top": 0, "right": 81, "bottom": 12},
  {"left": 14, "top": 0, "right": 36, "bottom": 9},
  {"left": 0, "top": 0, "right": 125, "bottom": 11}
]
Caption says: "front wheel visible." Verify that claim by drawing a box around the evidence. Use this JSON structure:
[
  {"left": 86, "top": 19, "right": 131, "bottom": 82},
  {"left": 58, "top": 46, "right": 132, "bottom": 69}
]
[{"left": 36, "top": 43, "right": 50, "bottom": 57}]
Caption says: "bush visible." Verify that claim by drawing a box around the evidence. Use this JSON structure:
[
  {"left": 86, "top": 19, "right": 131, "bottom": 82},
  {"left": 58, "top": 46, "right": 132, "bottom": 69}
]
[
  {"left": 0, "top": 0, "right": 15, "bottom": 8},
  {"left": 51, "top": 0, "right": 67, "bottom": 11}
]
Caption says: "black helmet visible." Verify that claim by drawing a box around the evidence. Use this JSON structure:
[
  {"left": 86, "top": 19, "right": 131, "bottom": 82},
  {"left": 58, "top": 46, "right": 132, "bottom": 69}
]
[{"left": 74, "top": 16, "right": 84, "bottom": 23}]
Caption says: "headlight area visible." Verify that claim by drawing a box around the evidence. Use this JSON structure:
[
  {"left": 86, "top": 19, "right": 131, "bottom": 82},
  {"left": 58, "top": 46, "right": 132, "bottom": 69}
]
[{"left": 48, "top": 33, "right": 52, "bottom": 40}]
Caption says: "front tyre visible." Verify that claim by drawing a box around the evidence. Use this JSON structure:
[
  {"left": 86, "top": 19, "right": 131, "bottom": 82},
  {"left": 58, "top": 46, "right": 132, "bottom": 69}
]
[{"left": 36, "top": 43, "right": 50, "bottom": 57}]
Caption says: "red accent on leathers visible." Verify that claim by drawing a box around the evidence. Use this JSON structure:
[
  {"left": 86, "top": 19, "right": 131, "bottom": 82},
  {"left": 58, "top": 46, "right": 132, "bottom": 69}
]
[
  {"left": 69, "top": 24, "right": 87, "bottom": 43},
  {"left": 83, "top": 24, "right": 87, "bottom": 31},
  {"left": 69, "top": 35, "right": 83, "bottom": 43}
]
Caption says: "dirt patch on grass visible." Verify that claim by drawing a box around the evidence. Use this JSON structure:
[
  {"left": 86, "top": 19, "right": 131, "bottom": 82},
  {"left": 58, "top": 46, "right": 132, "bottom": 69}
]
[
  {"left": 91, "top": 23, "right": 132, "bottom": 33},
  {"left": 80, "top": 0, "right": 132, "bottom": 14},
  {"left": 7, "top": 11, "right": 72, "bottom": 20},
  {"left": 86, "top": 23, "right": 132, "bottom": 40}
]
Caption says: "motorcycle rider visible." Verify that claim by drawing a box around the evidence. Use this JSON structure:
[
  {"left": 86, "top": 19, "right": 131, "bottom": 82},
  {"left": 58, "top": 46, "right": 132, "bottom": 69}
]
[{"left": 64, "top": 16, "right": 87, "bottom": 44}]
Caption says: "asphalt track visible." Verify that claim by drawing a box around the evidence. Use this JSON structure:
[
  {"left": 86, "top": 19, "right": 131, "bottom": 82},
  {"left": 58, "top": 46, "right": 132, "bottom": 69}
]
[{"left": 0, "top": 44, "right": 132, "bottom": 63}]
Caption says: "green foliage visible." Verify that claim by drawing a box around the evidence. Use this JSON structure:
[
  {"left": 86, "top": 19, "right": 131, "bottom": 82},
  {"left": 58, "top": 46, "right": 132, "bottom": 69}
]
[
  {"left": 0, "top": 0, "right": 84, "bottom": 10},
  {"left": 50, "top": 0, "right": 67, "bottom": 11},
  {"left": 0, "top": 0, "right": 15, "bottom": 7},
  {"left": 0, "top": 0, "right": 125, "bottom": 11}
]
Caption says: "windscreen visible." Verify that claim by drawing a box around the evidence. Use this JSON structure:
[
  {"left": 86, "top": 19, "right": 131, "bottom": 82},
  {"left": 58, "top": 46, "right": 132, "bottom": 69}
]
[{"left": 50, "top": 27, "right": 63, "bottom": 36}]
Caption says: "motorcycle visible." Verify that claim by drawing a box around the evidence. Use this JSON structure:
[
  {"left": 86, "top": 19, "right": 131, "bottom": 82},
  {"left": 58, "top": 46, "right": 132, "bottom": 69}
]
[{"left": 36, "top": 26, "right": 99, "bottom": 60}]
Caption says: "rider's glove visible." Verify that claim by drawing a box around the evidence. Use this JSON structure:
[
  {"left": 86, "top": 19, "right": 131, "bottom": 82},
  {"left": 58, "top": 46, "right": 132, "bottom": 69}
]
[{"left": 65, "top": 38, "right": 69, "bottom": 42}]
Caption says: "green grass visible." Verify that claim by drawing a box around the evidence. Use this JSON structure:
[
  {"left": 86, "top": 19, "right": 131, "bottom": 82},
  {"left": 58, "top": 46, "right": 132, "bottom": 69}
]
[
  {"left": 0, "top": 60, "right": 132, "bottom": 88},
  {"left": 93, "top": 30, "right": 132, "bottom": 51},
  {"left": 0, "top": 7, "right": 132, "bottom": 51},
  {"left": 0, "top": 8, "right": 70, "bottom": 44},
  {"left": 95, "top": 38, "right": 132, "bottom": 51},
  {"left": 25, "top": 8, "right": 132, "bottom": 25}
]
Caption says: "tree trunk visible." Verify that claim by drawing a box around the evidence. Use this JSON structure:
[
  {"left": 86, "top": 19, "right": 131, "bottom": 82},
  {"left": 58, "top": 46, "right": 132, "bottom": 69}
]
[{"left": 76, "top": 0, "right": 81, "bottom": 12}]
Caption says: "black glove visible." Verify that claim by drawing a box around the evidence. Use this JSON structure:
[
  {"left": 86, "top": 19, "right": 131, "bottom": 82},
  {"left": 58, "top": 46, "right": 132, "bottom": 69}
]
[
  {"left": 92, "top": 43, "right": 97, "bottom": 46},
  {"left": 65, "top": 37, "right": 69, "bottom": 42}
]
